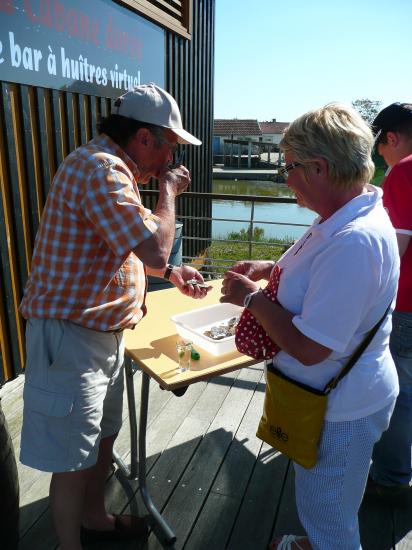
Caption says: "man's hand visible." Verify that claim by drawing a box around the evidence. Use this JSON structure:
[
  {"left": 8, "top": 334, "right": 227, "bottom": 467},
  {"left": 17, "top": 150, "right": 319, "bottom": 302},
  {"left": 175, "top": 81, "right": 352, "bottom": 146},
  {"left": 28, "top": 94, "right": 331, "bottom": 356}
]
[
  {"left": 220, "top": 271, "right": 259, "bottom": 307},
  {"left": 229, "top": 260, "right": 274, "bottom": 282},
  {"left": 136, "top": 165, "right": 190, "bottom": 269},
  {"left": 169, "top": 265, "right": 212, "bottom": 299},
  {"left": 158, "top": 165, "right": 191, "bottom": 197}
]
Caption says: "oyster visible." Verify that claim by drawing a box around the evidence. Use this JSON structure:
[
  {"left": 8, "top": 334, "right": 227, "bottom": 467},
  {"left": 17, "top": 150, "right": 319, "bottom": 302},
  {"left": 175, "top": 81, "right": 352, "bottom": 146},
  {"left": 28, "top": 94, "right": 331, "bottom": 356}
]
[
  {"left": 204, "top": 316, "right": 239, "bottom": 340},
  {"left": 185, "top": 278, "right": 211, "bottom": 289}
]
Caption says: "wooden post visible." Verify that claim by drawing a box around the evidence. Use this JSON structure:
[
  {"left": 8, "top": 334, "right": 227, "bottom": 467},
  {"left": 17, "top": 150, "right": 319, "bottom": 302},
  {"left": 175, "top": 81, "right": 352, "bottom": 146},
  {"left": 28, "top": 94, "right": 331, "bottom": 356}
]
[
  {"left": 248, "top": 141, "right": 252, "bottom": 168},
  {"left": 238, "top": 142, "right": 241, "bottom": 168},
  {"left": 267, "top": 143, "right": 270, "bottom": 163}
]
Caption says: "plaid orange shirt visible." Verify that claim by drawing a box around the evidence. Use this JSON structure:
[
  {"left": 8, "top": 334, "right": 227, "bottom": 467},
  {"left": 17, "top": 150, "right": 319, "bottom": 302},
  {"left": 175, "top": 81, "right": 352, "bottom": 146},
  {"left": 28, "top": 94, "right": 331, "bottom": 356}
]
[{"left": 20, "top": 134, "right": 160, "bottom": 331}]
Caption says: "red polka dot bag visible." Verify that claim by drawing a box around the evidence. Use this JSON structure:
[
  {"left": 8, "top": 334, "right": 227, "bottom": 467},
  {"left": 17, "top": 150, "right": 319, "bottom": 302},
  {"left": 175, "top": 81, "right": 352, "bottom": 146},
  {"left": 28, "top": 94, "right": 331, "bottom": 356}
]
[{"left": 235, "top": 265, "right": 281, "bottom": 360}]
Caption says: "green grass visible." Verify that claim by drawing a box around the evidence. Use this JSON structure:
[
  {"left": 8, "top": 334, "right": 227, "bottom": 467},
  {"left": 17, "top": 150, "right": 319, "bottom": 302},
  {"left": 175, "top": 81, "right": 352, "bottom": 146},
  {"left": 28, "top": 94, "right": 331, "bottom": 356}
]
[{"left": 206, "top": 227, "right": 293, "bottom": 276}]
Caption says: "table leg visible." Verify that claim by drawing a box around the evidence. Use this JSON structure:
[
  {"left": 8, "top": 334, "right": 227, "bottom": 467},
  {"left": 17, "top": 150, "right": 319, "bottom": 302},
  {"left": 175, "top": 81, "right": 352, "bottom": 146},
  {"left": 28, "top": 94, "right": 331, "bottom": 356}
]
[
  {"left": 113, "top": 357, "right": 176, "bottom": 544},
  {"left": 139, "top": 370, "right": 177, "bottom": 544},
  {"left": 112, "top": 355, "right": 138, "bottom": 479}
]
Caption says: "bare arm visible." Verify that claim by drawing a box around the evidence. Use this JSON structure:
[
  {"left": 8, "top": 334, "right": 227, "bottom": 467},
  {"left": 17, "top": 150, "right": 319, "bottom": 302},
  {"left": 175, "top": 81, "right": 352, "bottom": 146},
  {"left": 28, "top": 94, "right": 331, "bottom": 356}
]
[
  {"left": 248, "top": 291, "right": 332, "bottom": 365},
  {"left": 229, "top": 260, "right": 275, "bottom": 281},
  {"left": 133, "top": 166, "right": 190, "bottom": 269},
  {"left": 220, "top": 271, "right": 332, "bottom": 366}
]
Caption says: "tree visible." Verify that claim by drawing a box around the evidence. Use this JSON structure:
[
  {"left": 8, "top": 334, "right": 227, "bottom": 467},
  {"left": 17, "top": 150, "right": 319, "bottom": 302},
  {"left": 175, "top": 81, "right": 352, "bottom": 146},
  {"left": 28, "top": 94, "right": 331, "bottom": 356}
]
[{"left": 352, "top": 99, "right": 382, "bottom": 126}]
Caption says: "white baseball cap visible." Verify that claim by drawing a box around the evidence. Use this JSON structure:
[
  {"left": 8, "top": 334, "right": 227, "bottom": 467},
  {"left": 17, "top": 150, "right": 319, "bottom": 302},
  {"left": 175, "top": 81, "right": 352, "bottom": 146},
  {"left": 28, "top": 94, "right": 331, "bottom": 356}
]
[{"left": 113, "top": 83, "right": 202, "bottom": 146}]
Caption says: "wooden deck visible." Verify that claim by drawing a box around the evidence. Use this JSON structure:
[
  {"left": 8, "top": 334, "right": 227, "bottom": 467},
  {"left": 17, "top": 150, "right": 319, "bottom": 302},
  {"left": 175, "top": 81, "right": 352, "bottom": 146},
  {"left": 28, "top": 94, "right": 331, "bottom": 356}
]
[{"left": 1, "top": 364, "right": 412, "bottom": 550}]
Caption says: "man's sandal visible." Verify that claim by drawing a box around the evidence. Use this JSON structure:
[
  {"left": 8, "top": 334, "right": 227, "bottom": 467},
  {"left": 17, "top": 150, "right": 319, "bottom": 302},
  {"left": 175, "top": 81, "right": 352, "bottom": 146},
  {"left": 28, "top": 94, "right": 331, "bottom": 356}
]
[
  {"left": 81, "top": 514, "right": 148, "bottom": 543},
  {"left": 268, "top": 535, "right": 310, "bottom": 550}
]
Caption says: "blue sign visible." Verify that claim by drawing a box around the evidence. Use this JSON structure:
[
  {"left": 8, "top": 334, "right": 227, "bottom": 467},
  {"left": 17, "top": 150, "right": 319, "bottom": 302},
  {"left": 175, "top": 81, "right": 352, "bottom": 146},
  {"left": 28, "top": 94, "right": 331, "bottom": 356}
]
[{"left": 0, "top": 0, "right": 165, "bottom": 97}]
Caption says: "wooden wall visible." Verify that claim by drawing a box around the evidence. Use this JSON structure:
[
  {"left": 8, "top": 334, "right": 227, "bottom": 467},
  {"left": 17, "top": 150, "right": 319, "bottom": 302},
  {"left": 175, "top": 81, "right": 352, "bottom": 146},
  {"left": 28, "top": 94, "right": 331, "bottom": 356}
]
[
  {"left": 0, "top": 0, "right": 215, "bottom": 384},
  {"left": 150, "top": 0, "right": 215, "bottom": 260}
]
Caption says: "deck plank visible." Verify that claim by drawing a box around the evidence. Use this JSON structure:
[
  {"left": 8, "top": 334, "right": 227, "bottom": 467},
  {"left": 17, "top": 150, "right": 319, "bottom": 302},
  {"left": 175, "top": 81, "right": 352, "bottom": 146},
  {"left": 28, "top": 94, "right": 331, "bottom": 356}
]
[
  {"left": 2, "top": 362, "right": 410, "bottom": 550},
  {"left": 271, "top": 459, "right": 304, "bottom": 540},
  {"left": 146, "top": 364, "right": 264, "bottom": 549},
  {"left": 102, "top": 376, "right": 213, "bottom": 523},
  {"left": 186, "top": 373, "right": 266, "bottom": 550},
  {"left": 139, "top": 371, "right": 242, "bottom": 511},
  {"left": 108, "top": 370, "right": 244, "bottom": 550},
  {"left": 226, "top": 448, "right": 289, "bottom": 550},
  {"left": 0, "top": 374, "right": 24, "bottom": 404}
]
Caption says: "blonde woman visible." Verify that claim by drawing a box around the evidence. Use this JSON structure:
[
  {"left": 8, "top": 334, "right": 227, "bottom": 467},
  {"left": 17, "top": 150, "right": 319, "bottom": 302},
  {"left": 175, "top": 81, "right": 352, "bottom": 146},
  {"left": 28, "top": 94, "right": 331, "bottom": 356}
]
[{"left": 221, "top": 104, "right": 399, "bottom": 550}]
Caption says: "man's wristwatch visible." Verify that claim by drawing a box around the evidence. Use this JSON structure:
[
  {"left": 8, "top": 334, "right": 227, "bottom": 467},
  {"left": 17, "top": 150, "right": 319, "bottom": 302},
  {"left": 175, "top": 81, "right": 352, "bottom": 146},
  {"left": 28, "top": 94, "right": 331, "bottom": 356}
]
[
  {"left": 243, "top": 290, "right": 259, "bottom": 309},
  {"left": 163, "top": 264, "right": 175, "bottom": 281}
]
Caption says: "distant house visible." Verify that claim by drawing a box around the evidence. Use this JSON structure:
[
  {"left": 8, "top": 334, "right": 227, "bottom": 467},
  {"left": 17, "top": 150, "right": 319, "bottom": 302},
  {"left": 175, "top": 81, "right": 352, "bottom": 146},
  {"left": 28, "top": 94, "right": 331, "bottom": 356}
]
[
  {"left": 213, "top": 118, "right": 289, "bottom": 155},
  {"left": 259, "top": 119, "right": 289, "bottom": 145},
  {"left": 213, "top": 119, "right": 262, "bottom": 155}
]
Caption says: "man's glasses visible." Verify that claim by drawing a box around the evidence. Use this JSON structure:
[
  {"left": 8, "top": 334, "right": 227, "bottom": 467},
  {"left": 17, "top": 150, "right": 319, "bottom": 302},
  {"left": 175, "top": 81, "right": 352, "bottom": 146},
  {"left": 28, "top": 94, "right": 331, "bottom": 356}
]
[
  {"left": 169, "top": 150, "right": 185, "bottom": 169},
  {"left": 279, "top": 162, "right": 303, "bottom": 179}
]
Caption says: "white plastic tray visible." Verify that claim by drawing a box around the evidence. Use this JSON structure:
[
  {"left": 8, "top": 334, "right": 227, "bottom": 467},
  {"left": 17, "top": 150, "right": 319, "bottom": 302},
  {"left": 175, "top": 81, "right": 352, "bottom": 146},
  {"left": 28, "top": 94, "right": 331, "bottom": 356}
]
[{"left": 171, "top": 302, "right": 243, "bottom": 356}]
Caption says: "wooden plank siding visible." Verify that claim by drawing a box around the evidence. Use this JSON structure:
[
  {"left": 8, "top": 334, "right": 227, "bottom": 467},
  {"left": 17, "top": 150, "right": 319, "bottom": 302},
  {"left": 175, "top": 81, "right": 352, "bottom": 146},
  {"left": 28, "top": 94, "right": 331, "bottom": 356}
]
[
  {"left": 118, "top": 0, "right": 193, "bottom": 38},
  {"left": 133, "top": 0, "right": 215, "bottom": 258},
  {"left": 0, "top": 0, "right": 214, "bottom": 383},
  {"left": 144, "top": 0, "right": 215, "bottom": 261}
]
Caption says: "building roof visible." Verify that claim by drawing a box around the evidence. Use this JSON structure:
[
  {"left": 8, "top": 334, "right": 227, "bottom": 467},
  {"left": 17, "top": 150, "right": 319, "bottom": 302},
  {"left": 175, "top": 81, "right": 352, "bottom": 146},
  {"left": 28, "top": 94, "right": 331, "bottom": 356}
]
[
  {"left": 214, "top": 119, "right": 262, "bottom": 136},
  {"left": 259, "top": 121, "right": 289, "bottom": 134},
  {"left": 214, "top": 119, "right": 290, "bottom": 137}
]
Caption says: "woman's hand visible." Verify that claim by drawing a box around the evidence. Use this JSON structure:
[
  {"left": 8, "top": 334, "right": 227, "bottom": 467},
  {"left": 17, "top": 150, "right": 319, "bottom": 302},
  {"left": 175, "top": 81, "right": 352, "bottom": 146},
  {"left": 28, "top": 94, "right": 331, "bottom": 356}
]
[
  {"left": 169, "top": 265, "right": 212, "bottom": 299},
  {"left": 220, "top": 271, "right": 259, "bottom": 307},
  {"left": 229, "top": 260, "right": 275, "bottom": 282}
]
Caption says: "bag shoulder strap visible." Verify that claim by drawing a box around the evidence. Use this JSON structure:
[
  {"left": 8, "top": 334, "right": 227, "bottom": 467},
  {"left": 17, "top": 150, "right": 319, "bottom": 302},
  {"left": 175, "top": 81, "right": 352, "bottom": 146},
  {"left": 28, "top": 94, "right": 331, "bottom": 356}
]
[{"left": 323, "top": 300, "right": 393, "bottom": 395}]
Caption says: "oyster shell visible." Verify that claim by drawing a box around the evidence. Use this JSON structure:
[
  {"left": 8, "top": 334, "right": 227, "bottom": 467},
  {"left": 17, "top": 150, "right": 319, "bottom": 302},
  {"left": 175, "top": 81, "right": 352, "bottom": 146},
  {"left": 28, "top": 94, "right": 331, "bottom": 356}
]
[{"left": 204, "top": 316, "right": 239, "bottom": 340}]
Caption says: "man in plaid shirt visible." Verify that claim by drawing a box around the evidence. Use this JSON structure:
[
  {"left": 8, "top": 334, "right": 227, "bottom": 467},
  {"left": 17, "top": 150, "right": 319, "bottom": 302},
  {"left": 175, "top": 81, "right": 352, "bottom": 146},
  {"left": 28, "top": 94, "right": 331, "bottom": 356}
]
[{"left": 19, "top": 84, "right": 209, "bottom": 549}]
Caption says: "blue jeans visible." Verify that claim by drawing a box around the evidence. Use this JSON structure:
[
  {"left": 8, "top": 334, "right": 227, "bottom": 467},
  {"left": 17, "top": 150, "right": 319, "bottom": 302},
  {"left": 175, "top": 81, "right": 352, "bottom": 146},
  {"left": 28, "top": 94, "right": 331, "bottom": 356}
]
[{"left": 370, "top": 310, "right": 412, "bottom": 486}]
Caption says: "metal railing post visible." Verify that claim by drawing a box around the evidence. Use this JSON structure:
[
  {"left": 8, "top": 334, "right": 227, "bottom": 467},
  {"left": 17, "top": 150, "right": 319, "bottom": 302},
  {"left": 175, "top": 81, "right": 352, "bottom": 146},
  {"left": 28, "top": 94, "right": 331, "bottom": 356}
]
[{"left": 248, "top": 200, "right": 255, "bottom": 259}]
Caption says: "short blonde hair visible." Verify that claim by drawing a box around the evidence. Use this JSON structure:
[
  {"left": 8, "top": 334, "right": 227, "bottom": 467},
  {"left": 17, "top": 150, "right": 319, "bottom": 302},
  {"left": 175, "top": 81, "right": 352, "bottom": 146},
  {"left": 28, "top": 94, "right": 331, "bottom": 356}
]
[{"left": 280, "top": 103, "right": 375, "bottom": 189}]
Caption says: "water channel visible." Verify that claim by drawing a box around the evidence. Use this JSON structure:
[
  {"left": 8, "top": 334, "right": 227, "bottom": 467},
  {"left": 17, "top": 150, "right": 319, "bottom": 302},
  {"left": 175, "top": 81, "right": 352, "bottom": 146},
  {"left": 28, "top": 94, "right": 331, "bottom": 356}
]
[{"left": 212, "top": 179, "right": 316, "bottom": 241}]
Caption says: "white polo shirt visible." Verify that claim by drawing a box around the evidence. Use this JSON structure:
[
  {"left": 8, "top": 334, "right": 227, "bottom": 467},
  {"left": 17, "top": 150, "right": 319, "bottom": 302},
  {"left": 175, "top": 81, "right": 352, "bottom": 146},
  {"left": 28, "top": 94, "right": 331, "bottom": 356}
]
[{"left": 273, "top": 185, "right": 400, "bottom": 421}]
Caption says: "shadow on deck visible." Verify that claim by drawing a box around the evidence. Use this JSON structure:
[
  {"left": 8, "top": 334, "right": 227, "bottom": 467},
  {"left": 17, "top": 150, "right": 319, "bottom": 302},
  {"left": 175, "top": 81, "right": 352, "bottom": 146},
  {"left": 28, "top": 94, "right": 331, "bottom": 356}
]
[{"left": 1, "top": 366, "right": 411, "bottom": 549}]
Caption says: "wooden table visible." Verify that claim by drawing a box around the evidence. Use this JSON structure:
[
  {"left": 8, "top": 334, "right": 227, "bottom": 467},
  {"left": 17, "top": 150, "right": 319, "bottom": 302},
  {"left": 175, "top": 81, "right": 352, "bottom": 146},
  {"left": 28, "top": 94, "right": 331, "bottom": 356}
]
[{"left": 113, "top": 280, "right": 256, "bottom": 544}]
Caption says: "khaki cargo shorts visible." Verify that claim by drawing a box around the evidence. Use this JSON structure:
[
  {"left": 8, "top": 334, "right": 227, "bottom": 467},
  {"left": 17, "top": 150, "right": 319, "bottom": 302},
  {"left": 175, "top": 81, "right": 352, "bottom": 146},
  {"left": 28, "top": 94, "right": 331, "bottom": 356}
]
[{"left": 20, "top": 319, "right": 124, "bottom": 472}]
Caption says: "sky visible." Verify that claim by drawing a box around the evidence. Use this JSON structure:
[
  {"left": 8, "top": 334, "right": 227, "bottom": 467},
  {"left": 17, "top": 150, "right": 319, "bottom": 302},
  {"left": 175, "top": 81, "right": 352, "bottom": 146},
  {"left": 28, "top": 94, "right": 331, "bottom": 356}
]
[{"left": 214, "top": 0, "right": 412, "bottom": 123}]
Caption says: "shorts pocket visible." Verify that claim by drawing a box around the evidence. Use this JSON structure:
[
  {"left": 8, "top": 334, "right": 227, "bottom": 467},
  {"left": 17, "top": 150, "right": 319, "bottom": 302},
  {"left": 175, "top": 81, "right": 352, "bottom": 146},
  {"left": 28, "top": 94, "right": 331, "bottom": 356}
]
[
  {"left": 21, "top": 384, "right": 74, "bottom": 468},
  {"left": 24, "top": 384, "right": 74, "bottom": 417}
]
